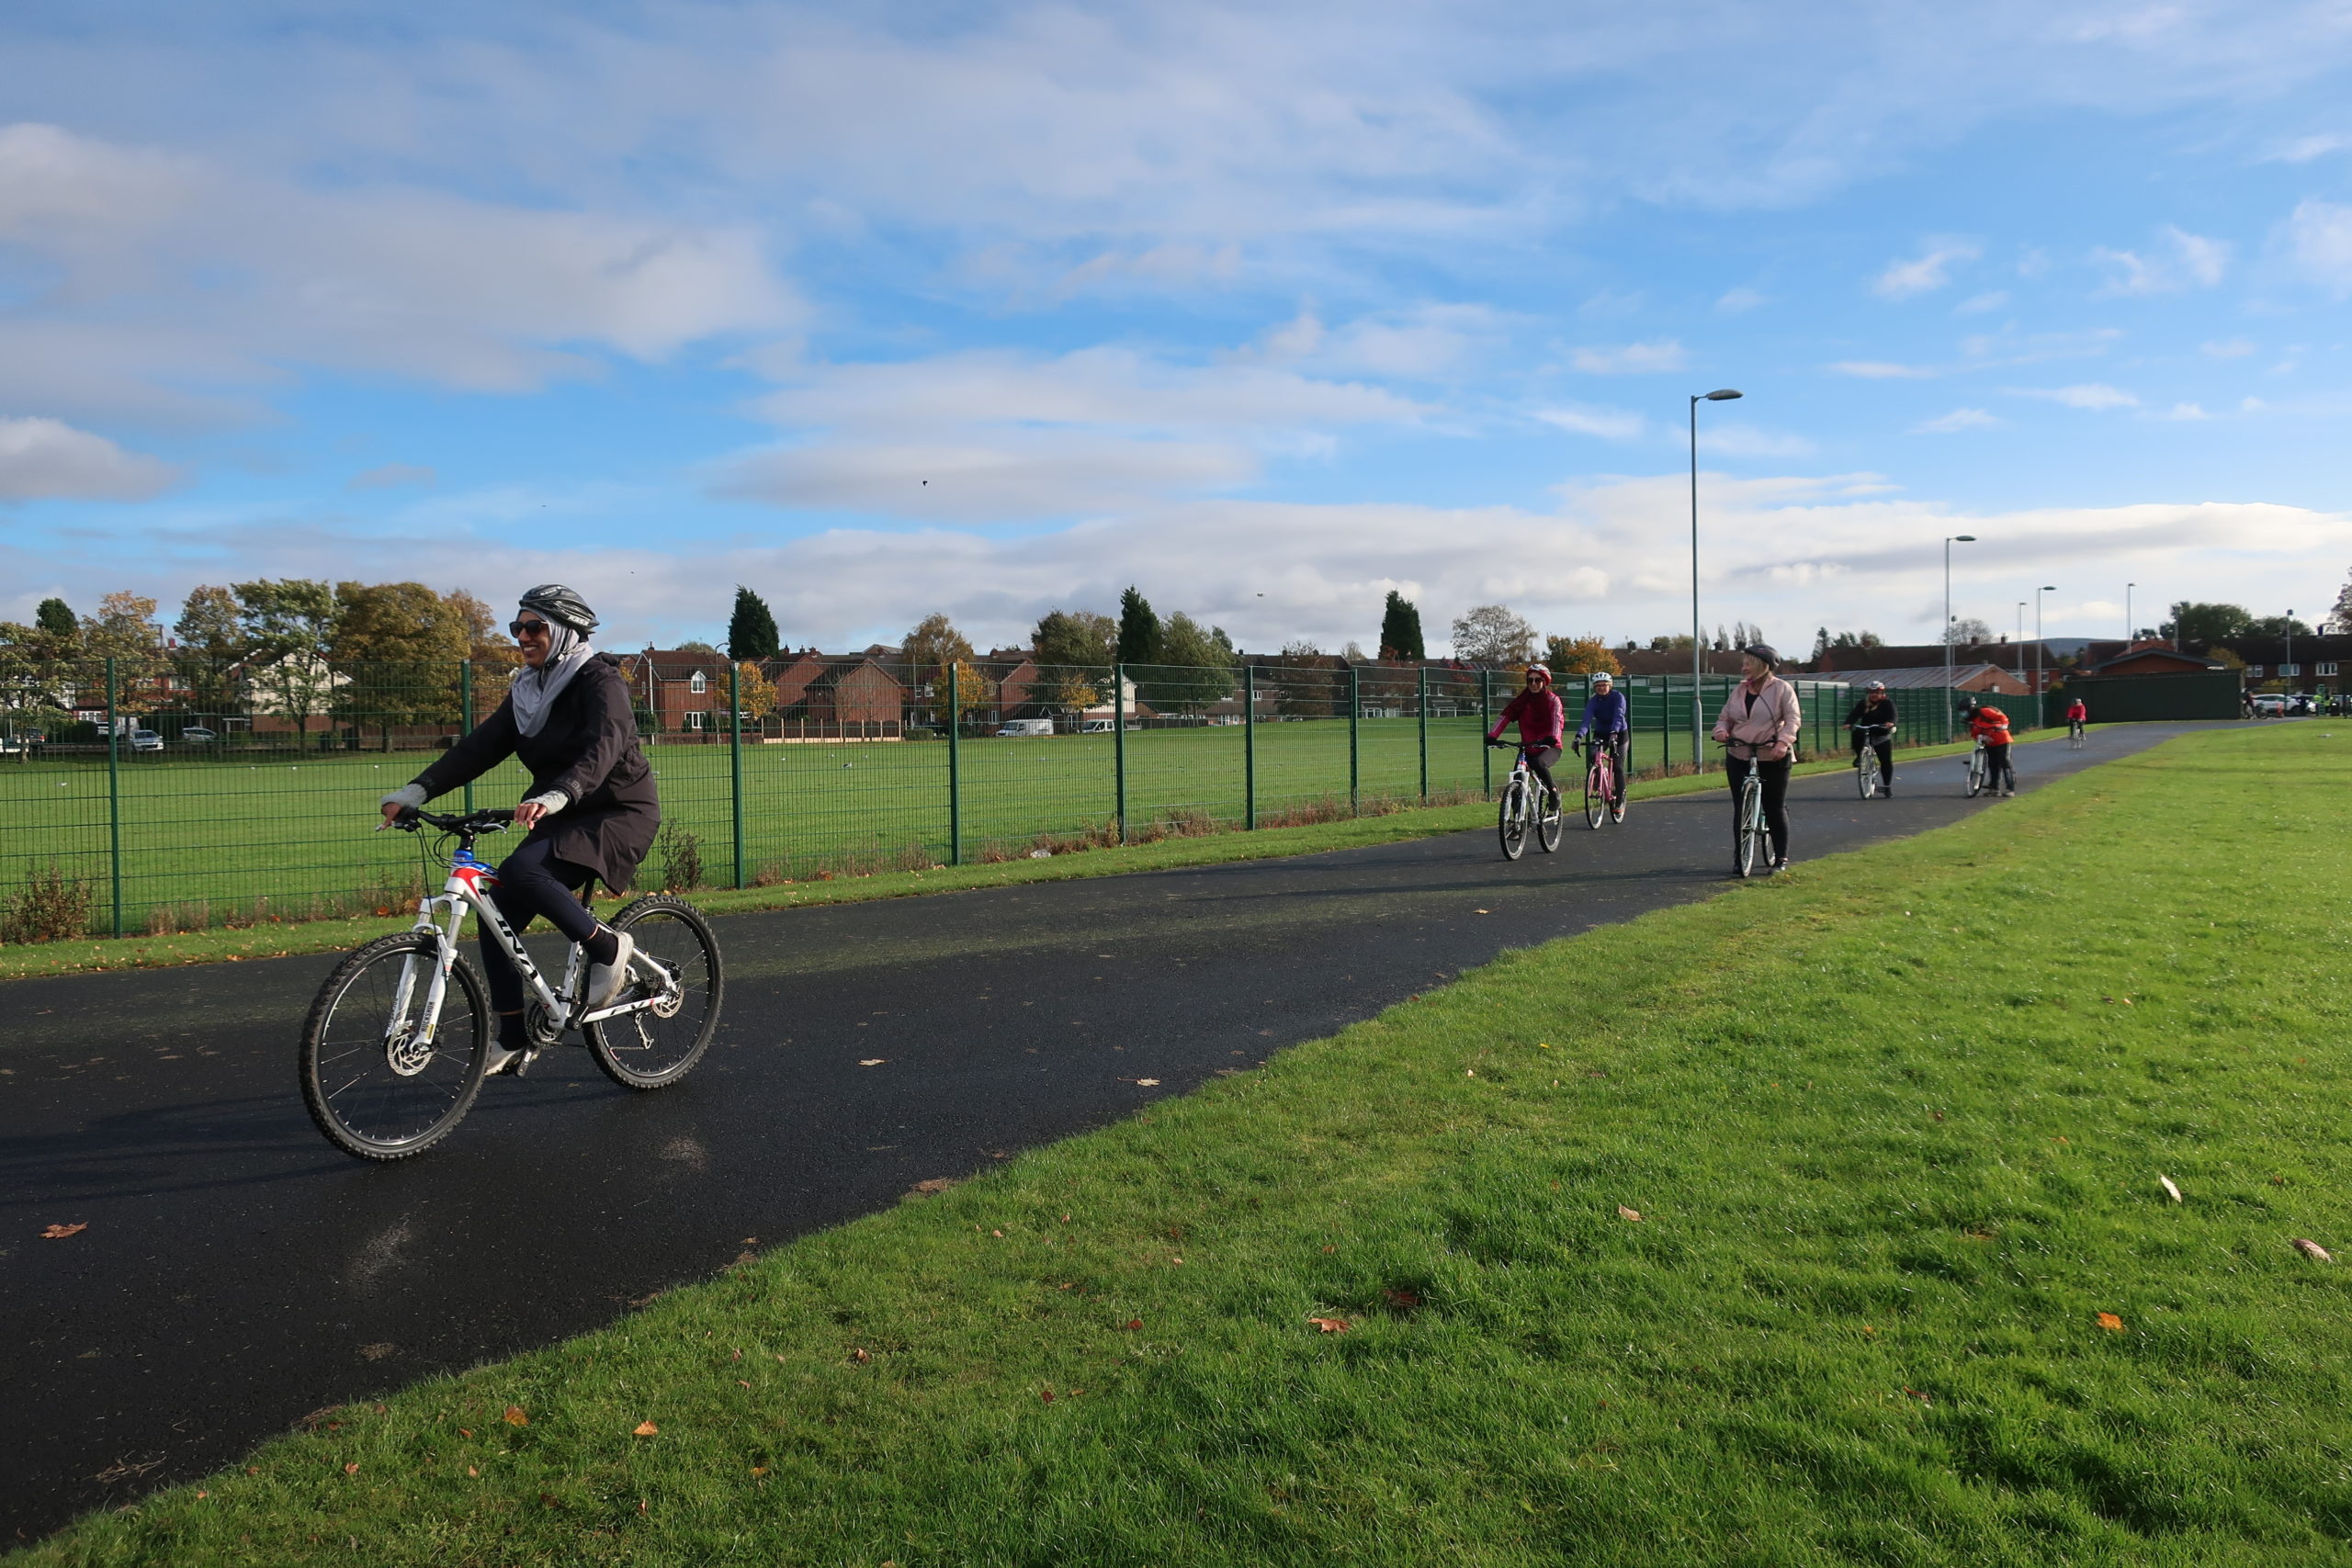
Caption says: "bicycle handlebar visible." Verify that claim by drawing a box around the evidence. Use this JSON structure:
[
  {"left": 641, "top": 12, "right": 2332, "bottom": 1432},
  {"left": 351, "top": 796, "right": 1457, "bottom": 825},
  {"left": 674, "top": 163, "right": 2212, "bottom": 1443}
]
[{"left": 391, "top": 806, "right": 516, "bottom": 836}]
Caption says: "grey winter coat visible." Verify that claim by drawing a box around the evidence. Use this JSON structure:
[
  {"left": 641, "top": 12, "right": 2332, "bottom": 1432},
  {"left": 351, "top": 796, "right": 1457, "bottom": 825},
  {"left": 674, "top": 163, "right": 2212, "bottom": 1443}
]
[{"left": 408, "top": 654, "right": 659, "bottom": 891}]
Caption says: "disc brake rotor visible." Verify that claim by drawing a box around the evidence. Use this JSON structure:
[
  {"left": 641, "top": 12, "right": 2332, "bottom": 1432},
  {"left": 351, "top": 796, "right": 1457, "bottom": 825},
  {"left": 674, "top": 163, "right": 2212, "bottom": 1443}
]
[{"left": 385, "top": 1027, "right": 433, "bottom": 1077}]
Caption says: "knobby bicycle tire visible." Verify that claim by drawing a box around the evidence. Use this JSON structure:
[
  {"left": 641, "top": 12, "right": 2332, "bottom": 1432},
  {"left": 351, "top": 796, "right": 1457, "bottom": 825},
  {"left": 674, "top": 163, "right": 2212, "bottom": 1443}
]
[
  {"left": 1734, "top": 778, "right": 1764, "bottom": 878},
  {"left": 1966, "top": 750, "right": 1986, "bottom": 798},
  {"left": 1498, "top": 778, "right": 1528, "bottom": 861},
  {"left": 300, "top": 931, "right": 491, "bottom": 1161},
  {"left": 1855, "top": 750, "right": 1876, "bottom": 799},
  {"left": 1538, "top": 782, "right": 1565, "bottom": 852},
  {"left": 585, "top": 895, "right": 726, "bottom": 1089}
]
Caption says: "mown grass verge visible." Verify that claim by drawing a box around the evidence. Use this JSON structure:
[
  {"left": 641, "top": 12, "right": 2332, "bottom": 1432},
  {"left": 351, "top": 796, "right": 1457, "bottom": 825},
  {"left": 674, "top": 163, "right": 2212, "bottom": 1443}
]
[
  {"left": 0, "top": 739, "right": 1986, "bottom": 984},
  {"left": 22, "top": 728, "right": 2346, "bottom": 1563}
]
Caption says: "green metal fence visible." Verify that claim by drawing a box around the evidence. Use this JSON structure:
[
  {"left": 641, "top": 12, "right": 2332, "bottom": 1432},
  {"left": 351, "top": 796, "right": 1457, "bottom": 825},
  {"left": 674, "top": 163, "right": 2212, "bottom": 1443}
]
[{"left": 0, "top": 655, "right": 1973, "bottom": 942}]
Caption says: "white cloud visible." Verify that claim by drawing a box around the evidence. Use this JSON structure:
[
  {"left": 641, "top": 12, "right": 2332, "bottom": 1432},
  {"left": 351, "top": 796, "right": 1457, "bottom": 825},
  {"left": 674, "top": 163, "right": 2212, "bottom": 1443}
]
[
  {"left": 2264, "top": 132, "right": 2352, "bottom": 163},
  {"left": 1873, "top": 243, "right": 1979, "bottom": 300},
  {"left": 2151, "top": 402, "right": 2208, "bottom": 421},
  {"left": 1695, "top": 423, "right": 1814, "bottom": 457},
  {"left": 2007, "top": 383, "right": 2139, "bottom": 410},
  {"left": 348, "top": 463, "right": 436, "bottom": 491},
  {"left": 1570, "top": 340, "right": 1687, "bottom": 375},
  {"left": 2282, "top": 199, "right": 2352, "bottom": 297},
  {"left": 1533, "top": 406, "right": 1645, "bottom": 442},
  {"left": 0, "top": 415, "right": 179, "bottom": 501},
  {"left": 1829, "top": 360, "right": 1936, "bottom": 379},
  {"left": 1714, "top": 287, "right": 1766, "bottom": 315},
  {"left": 2202, "top": 336, "right": 2257, "bottom": 357},
  {"left": 712, "top": 435, "right": 1259, "bottom": 519},
  {"left": 0, "top": 121, "right": 798, "bottom": 422},
  {"left": 2091, "top": 225, "right": 2232, "bottom": 295},
  {"left": 1912, "top": 408, "right": 2004, "bottom": 434}
]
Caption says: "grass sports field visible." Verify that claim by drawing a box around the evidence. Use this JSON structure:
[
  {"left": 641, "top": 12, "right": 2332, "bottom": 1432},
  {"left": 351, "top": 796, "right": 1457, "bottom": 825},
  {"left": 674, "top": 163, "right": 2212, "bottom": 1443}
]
[
  {"left": 0, "top": 717, "right": 1491, "bottom": 934},
  {"left": 17, "top": 724, "right": 2347, "bottom": 1565}
]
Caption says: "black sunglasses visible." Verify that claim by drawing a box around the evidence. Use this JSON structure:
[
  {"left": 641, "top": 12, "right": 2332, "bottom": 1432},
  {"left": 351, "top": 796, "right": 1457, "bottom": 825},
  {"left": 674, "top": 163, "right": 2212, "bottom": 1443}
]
[{"left": 509, "top": 619, "right": 551, "bottom": 637}]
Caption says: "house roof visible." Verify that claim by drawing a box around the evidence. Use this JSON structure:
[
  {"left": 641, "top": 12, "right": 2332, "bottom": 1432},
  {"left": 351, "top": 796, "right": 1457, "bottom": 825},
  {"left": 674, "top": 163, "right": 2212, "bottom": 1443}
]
[
  {"left": 2080, "top": 646, "right": 2226, "bottom": 675},
  {"left": 1830, "top": 663, "right": 2029, "bottom": 691},
  {"left": 1808, "top": 640, "right": 2065, "bottom": 674}
]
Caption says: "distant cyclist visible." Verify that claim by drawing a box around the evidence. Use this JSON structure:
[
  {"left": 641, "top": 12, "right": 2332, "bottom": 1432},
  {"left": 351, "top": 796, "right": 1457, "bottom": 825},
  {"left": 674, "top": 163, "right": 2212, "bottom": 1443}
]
[
  {"left": 1962, "top": 699, "right": 2017, "bottom": 796},
  {"left": 2065, "top": 695, "right": 2087, "bottom": 742},
  {"left": 1712, "top": 643, "right": 1800, "bottom": 872},
  {"left": 1487, "top": 663, "right": 1565, "bottom": 811},
  {"left": 379, "top": 586, "right": 660, "bottom": 1075},
  {"left": 1845, "top": 679, "right": 1899, "bottom": 797},
  {"left": 1573, "top": 670, "right": 1631, "bottom": 807}
]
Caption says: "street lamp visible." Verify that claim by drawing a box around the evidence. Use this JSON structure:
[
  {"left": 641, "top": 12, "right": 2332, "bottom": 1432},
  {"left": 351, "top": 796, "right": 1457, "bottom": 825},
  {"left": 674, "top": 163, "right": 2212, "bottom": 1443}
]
[
  {"left": 2125, "top": 581, "right": 2135, "bottom": 645},
  {"left": 1690, "top": 388, "right": 1742, "bottom": 770},
  {"left": 2015, "top": 600, "right": 2027, "bottom": 682},
  {"left": 2285, "top": 609, "right": 2295, "bottom": 694},
  {"left": 1943, "top": 535, "right": 1975, "bottom": 741},
  {"left": 2034, "top": 585, "right": 2055, "bottom": 714}
]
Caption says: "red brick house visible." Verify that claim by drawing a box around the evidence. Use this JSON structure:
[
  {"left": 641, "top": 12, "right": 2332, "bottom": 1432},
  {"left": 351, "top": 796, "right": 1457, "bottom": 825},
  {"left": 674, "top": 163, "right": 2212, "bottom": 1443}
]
[{"left": 623, "top": 648, "right": 732, "bottom": 738}]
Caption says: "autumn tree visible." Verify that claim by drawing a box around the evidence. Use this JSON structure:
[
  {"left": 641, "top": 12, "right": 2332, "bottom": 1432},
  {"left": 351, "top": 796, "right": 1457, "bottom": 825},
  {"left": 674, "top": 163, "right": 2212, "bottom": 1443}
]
[
  {"left": 1030, "top": 609, "right": 1115, "bottom": 713},
  {"left": 234, "top": 579, "right": 343, "bottom": 740},
  {"left": 902, "top": 612, "right": 976, "bottom": 693},
  {"left": 332, "top": 581, "right": 472, "bottom": 724},
  {"left": 1451, "top": 604, "right": 1536, "bottom": 665},
  {"left": 1542, "top": 635, "right": 1622, "bottom": 678},
  {"left": 734, "top": 661, "right": 778, "bottom": 722}
]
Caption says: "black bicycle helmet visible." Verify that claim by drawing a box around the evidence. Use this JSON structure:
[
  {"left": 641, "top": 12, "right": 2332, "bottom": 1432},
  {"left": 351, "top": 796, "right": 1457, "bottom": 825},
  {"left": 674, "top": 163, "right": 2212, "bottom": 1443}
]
[
  {"left": 518, "top": 584, "right": 598, "bottom": 636},
  {"left": 1742, "top": 642, "right": 1780, "bottom": 668}
]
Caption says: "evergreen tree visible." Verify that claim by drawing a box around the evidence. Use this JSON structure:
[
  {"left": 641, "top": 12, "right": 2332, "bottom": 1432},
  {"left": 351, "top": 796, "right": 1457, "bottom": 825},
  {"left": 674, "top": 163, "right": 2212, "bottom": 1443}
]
[
  {"left": 34, "top": 598, "right": 75, "bottom": 639},
  {"left": 1377, "top": 591, "right": 1424, "bottom": 661},
  {"left": 1115, "top": 586, "right": 1162, "bottom": 666},
  {"left": 727, "top": 586, "right": 781, "bottom": 662}
]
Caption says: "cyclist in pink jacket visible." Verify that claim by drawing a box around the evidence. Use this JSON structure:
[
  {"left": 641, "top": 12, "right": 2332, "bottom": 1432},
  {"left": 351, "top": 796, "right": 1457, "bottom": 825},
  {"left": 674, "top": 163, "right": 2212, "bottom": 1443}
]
[
  {"left": 1711, "top": 643, "right": 1801, "bottom": 872},
  {"left": 1486, "top": 663, "right": 1565, "bottom": 810}
]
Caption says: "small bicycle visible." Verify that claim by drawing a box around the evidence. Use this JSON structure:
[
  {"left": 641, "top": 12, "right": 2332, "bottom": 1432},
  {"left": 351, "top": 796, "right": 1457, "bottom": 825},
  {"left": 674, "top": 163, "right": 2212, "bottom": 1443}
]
[
  {"left": 1850, "top": 722, "right": 1892, "bottom": 799},
  {"left": 1491, "top": 740, "right": 1564, "bottom": 860},
  {"left": 2069, "top": 718, "right": 2086, "bottom": 750},
  {"left": 1576, "top": 735, "right": 1626, "bottom": 828},
  {"left": 300, "top": 807, "right": 724, "bottom": 1161}
]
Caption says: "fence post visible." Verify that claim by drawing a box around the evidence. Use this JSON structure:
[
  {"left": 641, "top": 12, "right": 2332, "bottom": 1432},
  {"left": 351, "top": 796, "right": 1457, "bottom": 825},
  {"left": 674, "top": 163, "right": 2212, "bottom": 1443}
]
[
  {"left": 1348, "top": 664, "right": 1360, "bottom": 817},
  {"left": 1661, "top": 676, "right": 1672, "bottom": 775},
  {"left": 729, "top": 662, "right": 746, "bottom": 888},
  {"left": 459, "top": 659, "right": 476, "bottom": 813},
  {"left": 1114, "top": 662, "right": 1127, "bottom": 844},
  {"left": 106, "top": 657, "right": 123, "bottom": 938},
  {"left": 1479, "top": 669, "right": 1492, "bottom": 795},
  {"left": 947, "top": 685, "right": 962, "bottom": 866},
  {"left": 1244, "top": 664, "right": 1257, "bottom": 829},
  {"left": 1417, "top": 665, "right": 1429, "bottom": 801}
]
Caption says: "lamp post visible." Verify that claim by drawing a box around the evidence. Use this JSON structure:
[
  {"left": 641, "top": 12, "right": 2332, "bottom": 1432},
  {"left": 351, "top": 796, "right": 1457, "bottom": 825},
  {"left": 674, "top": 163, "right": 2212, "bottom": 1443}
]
[
  {"left": 2285, "top": 609, "right": 2295, "bottom": 696},
  {"left": 2125, "top": 581, "right": 2135, "bottom": 645},
  {"left": 2015, "top": 600, "right": 2027, "bottom": 684},
  {"left": 2034, "top": 585, "right": 2055, "bottom": 715},
  {"left": 1690, "top": 388, "right": 1743, "bottom": 770},
  {"left": 1943, "top": 535, "right": 1976, "bottom": 741}
]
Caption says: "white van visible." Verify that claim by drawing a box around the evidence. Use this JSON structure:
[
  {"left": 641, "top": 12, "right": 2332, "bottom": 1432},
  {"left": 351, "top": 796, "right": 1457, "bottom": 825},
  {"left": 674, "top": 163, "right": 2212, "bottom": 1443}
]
[
  {"left": 1076, "top": 718, "right": 1136, "bottom": 735},
  {"left": 996, "top": 718, "right": 1057, "bottom": 738}
]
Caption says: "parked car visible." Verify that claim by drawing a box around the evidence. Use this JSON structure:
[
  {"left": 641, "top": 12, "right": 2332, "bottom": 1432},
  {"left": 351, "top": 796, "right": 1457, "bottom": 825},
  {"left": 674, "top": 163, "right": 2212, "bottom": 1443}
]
[
  {"left": 128, "top": 728, "right": 164, "bottom": 752},
  {"left": 1075, "top": 717, "right": 1138, "bottom": 734},
  {"left": 179, "top": 726, "right": 219, "bottom": 743},
  {"left": 995, "top": 718, "right": 1057, "bottom": 738},
  {"left": 2250, "top": 694, "right": 2289, "bottom": 717}
]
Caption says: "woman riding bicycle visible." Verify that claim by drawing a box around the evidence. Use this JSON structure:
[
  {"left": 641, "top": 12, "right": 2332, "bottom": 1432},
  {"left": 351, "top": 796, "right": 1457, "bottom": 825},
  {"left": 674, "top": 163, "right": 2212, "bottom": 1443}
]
[
  {"left": 1845, "top": 678, "right": 1898, "bottom": 796},
  {"left": 1486, "top": 663, "right": 1565, "bottom": 809},
  {"left": 379, "top": 586, "right": 660, "bottom": 1074},
  {"left": 1573, "top": 670, "right": 1631, "bottom": 807},
  {"left": 1711, "top": 643, "right": 1799, "bottom": 872}
]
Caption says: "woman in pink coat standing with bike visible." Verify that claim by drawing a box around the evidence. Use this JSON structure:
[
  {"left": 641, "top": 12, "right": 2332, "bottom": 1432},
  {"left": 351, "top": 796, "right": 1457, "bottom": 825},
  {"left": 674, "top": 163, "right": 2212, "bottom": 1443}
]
[{"left": 1711, "top": 643, "right": 1802, "bottom": 873}]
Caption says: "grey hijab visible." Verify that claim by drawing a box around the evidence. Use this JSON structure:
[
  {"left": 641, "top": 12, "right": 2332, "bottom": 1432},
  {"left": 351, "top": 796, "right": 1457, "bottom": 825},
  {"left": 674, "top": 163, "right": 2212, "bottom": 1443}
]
[{"left": 509, "top": 621, "right": 597, "bottom": 738}]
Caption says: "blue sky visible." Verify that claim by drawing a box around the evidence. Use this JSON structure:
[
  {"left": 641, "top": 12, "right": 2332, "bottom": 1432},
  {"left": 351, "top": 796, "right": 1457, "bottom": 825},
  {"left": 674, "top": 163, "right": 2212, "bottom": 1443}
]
[{"left": 4, "top": 0, "right": 2350, "bottom": 655}]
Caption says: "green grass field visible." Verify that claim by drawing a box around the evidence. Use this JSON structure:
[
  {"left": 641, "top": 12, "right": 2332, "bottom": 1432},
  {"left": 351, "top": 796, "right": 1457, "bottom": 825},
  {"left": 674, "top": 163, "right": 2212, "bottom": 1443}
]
[
  {"left": 17, "top": 725, "right": 2346, "bottom": 1566},
  {"left": 0, "top": 718, "right": 1494, "bottom": 935}
]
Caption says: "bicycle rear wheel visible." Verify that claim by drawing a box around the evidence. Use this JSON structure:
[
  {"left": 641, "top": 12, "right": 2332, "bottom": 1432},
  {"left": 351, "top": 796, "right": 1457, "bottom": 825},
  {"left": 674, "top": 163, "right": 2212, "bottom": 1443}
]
[
  {"left": 1497, "top": 779, "right": 1527, "bottom": 860},
  {"left": 300, "top": 931, "right": 490, "bottom": 1161},
  {"left": 1734, "top": 780, "right": 1764, "bottom": 878},
  {"left": 585, "top": 895, "right": 725, "bottom": 1089}
]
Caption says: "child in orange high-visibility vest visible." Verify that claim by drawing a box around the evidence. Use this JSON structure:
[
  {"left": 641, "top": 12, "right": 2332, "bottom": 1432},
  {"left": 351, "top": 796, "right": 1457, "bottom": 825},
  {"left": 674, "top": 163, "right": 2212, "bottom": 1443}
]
[{"left": 1965, "top": 703, "right": 2016, "bottom": 795}]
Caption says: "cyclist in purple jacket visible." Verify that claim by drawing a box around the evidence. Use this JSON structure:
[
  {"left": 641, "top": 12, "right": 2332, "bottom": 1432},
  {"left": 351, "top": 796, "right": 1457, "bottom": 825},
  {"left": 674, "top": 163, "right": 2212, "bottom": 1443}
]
[
  {"left": 1486, "top": 663, "right": 1565, "bottom": 810},
  {"left": 1573, "top": 670, "right": 1631, "bottom": 807}
]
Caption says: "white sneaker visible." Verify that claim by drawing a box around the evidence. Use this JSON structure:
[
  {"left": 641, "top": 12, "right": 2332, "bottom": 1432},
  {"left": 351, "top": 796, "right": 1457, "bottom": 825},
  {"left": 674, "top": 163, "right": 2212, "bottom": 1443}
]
[
  {"left": 585, "top": 931, "right": 637, "bottom": 1012},
  {"left": 484, "top": 1043, "right": 533, "bottom": 1077}
]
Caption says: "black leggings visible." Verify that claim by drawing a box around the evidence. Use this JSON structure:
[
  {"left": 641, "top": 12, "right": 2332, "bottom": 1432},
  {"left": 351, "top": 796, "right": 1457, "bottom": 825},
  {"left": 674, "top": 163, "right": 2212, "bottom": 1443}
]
[
  {"left": 481, "top": 835, "right": 600, "bottom": 1015},
  {"left": 1984, "top": 742, "right": 2014, "bottom": 793},
  {"left": 1521, "top": 744, "right": 1562, "bottom": 796},
  {"left": 1726, "top": 754, "right": 1792, "bottom": 863}
]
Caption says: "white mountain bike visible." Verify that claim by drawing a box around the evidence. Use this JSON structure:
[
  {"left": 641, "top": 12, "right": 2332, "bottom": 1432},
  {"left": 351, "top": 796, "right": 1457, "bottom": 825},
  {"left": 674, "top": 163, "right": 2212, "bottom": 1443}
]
[
  {"left": 1964, "top": 738, "right": 1990, "bottom": 798},
  {"left": 300, "top": 807, "right": 724, "bottom": 1161},
  {"left": 1492, "top": 740, "right": 1565, "bottom": 860}
]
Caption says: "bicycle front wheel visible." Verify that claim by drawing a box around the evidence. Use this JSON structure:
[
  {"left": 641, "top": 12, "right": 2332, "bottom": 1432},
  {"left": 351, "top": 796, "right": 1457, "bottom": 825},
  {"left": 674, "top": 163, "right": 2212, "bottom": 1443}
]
[
  {"left": 300, "top": 932, "right": 490, "bottom": 1161},
  {"left": 1855, "top": 751, "right": 1875, "bottom": 798},
  {"left": 1965, "top": 752, "right": 1985, "bottom": 798},
  {"left": 1734, "top": 781, "right": 1764, "bottom": 878},
  {"left": 1498, "top": 779, "right": 1527, "bottom": 860},
  {"left": 1583, "top": 762, "right": 1606, "bottom": 829},
  {"left": 585, "top": 895, "right": 725, "bottom": 1089}
]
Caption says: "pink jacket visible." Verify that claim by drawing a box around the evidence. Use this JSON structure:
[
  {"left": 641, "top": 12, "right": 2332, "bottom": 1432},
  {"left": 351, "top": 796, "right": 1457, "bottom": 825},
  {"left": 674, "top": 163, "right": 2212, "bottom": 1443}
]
[
  {"left": 1487, "top": 688, "right": 1564, "bottom": 747},
  {"left": 1713, "top": 676, "right": 1800, "bottom": 760}
]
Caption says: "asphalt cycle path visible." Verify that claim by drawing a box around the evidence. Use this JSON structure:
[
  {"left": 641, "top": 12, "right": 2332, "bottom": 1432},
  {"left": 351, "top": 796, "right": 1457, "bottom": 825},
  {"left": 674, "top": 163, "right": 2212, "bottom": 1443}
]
[{"left": 1, "top": 722, "right": 2208, "bottom": 1540}]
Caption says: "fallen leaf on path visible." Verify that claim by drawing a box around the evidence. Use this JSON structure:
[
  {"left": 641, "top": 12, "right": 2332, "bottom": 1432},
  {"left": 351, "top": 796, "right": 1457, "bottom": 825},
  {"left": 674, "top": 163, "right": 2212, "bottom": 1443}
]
[
  {"left": 910, "top": 1178, "right": 958, "bottom": 1196},
  {"left": 1135, "top": 1077, "right": 1160, "bottom": 1087},
  {"left": 41, "top": 1223, "right": 86, "bottom": 1239},
  {"left": 503, "top": 1406, "right": 528, "bottom": 1427},
  {"left": 2159, "top": 1177, "right": 2183, "bottom": 1203},
  {"left": 858, "top": 1059, "right": 886, "bottom": 1067},
  {"left": 1617, "top": 1206, "right": 1643, "bottom": 1223},
  {"left": 2097, "top": 1313, "right": 2125, "bottom": 1332},
  {"left": 1307, "top": 1316, "right": 1351, "bottom": 1334},
  {"left": 633, "top": 1421, "right": 659, "bottom": 1437},
  {"left": 358, "top": 1343, "right": 394, "bottom": 1360},
  {"left": 2294, "top": 1238, "right": 2335, "bottom": 1263}
]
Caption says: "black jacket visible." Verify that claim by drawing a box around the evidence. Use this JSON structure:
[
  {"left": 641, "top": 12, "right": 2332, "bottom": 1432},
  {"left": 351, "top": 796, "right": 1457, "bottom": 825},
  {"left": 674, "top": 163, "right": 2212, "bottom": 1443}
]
[
  {"left": 1845, "top": 695, "right": 1898, "bottom": 733},
  {"left": 409, "top": 654, "right": 660, "bottom": 891}
]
